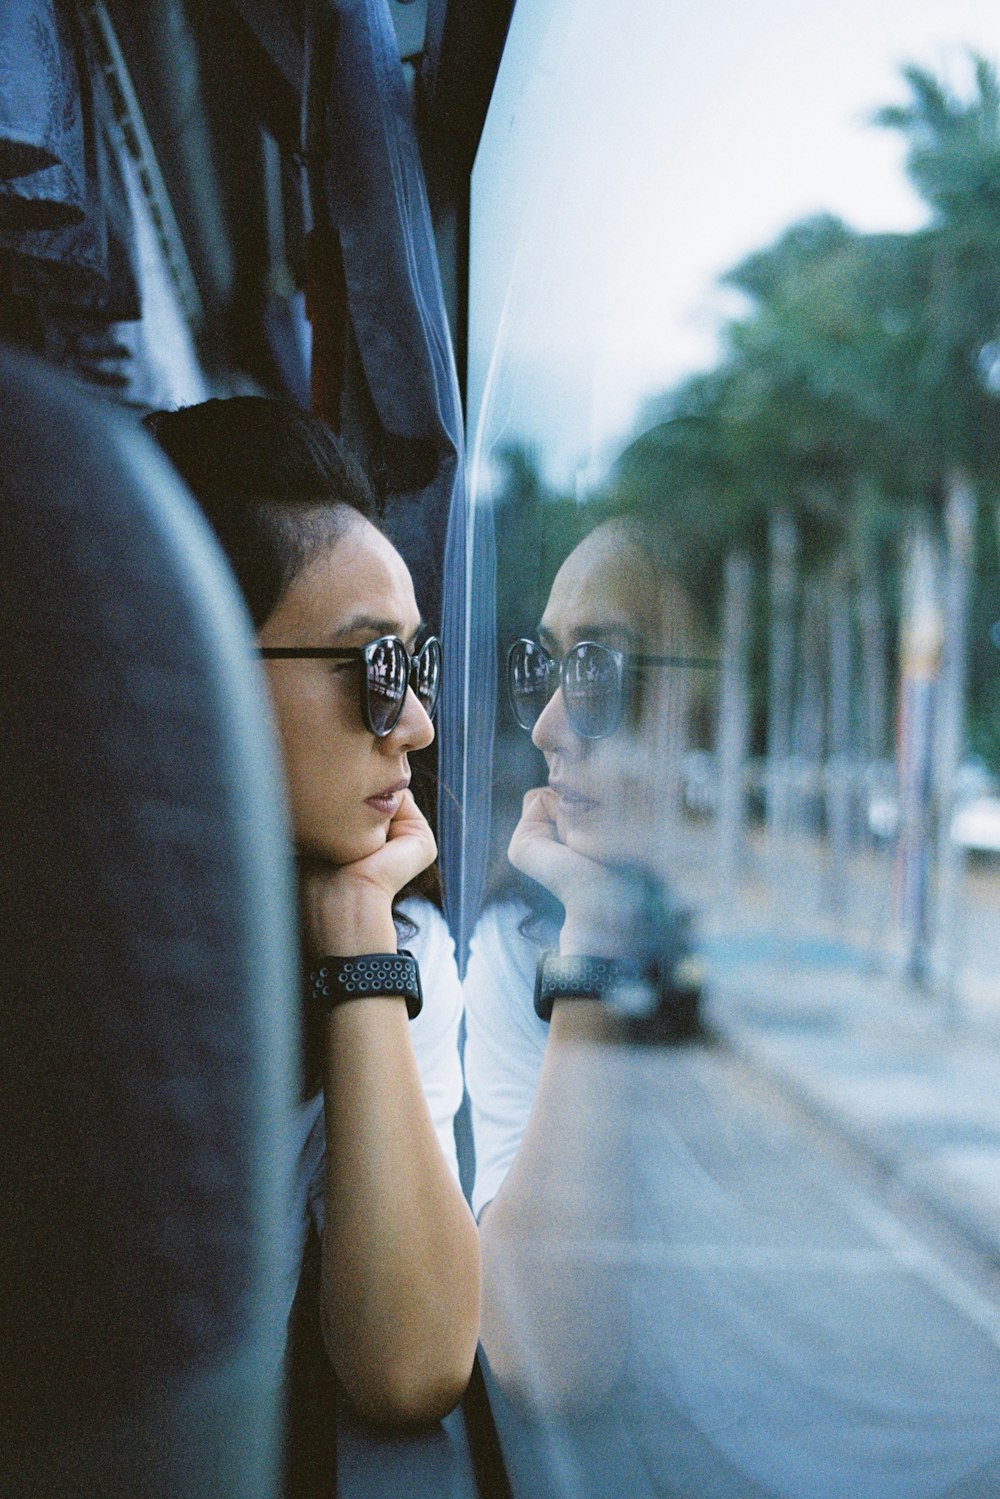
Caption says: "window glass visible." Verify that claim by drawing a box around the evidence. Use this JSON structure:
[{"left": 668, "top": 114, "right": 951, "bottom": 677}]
[{"left": 466, "top": 2, "right": 1000, "bottom": 1491}]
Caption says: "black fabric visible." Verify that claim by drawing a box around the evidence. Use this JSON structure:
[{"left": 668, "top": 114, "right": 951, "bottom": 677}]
[
  {"left": 0, "top": 347, "right": 295, "bottom": 1496},
  {"left": 0, "top": 2, "right": 106, "bottom": 292},
  {"left": 0, "top": 0, "right": 63, "bottom": 178},
  {"left": 317, "top": 0, "right": 463, "bottom": 632},
  {"left": 284, "top": 1225, "right": 339, "bottom": 1499},
  {"left": 0, "top": 1, "right": 141, "bottom": 321},
  {"left": 0, "top": 0, "right": 85, "bottom": 214},
  {"left": 461, "top": 1355, "right": 515, "bottom": 1499}
]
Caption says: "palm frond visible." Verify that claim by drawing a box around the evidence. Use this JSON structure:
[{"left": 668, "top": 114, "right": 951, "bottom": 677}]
[
  {"left": 871, "top": 104, "right": 911, "bottom": 130},
  {"left": 973, "top": 52, "right": 1000, "bottom": 135},
  {"left": 900, "top": 63, "right": 958, "bottom": 132}
]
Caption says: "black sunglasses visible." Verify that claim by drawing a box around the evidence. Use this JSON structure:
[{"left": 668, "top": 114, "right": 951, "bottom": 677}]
[
  {"left": 507, "top": 637, "right": 719, "bottom": 740},
  {"left": 261, "top": 634, "right": 441, "bottom": 738}
]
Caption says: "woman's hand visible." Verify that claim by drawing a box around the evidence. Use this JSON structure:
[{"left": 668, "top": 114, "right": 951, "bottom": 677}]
[
  {"left": 341, "top": 789, "right": 437, "bottom": 900},
  {"left": 508, "top": 787, "right": 643, "bottom": 959},
  {"left": 300, "top": 790, "right": 436, "bottom": 957}
]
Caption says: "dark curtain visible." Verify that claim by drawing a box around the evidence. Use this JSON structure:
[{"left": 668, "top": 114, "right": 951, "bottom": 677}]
[
  {"left": 312, "top": 0, "right": 495, "bottom": 958},
  {"left": 0, "top": 1, "right": 140, "bottom": 319}
]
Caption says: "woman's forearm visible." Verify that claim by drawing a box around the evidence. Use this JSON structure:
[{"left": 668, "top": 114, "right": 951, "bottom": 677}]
[
  {"left": 478, "top": 1000, "right": 631, "bottom": 1412},
  {"left": 319, "top": 998, "right": 480, "bottom": 1425}
]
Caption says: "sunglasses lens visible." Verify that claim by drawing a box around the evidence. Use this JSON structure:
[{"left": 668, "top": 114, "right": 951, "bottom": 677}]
[
  {"left": 508, "top": 640, "right": 554, "bottom": 730},
  {"left": 366, "top": 638, "right": 409, "bottom": 736},
  {"left": 413, "top": 637, "right": 442, "bottom": 719},
  {"left": 564, "top": 643, "right": 622, "bottom": 738}
]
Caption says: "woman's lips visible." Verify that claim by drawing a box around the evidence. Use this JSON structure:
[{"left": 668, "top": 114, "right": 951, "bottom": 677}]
[
  {"left": 366, "top": 779, "right": 409, "bottom": 816},
  {"left": 550, "top": 781, "right": 599, "bottom": 816}
]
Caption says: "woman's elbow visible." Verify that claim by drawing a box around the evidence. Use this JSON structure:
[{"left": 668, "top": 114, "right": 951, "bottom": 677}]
[{"left": 340, "top": 1343, "right": 476, "bottom": 1428}]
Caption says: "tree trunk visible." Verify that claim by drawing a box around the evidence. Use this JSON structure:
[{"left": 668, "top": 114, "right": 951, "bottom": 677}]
[
  {"left": 826, "top": 552, "right": 853, "bottom": 921},
  {"left": 857, "top": 567, "right": 889, "bottom": 768},
  {"left": 717, "top": 551, "right": 753, "bottom": 903},
  {"left": 793, "top": 577, "right": 826, "bottom": 837},
  {"left": 766, "top": 510, "right": 798, "bottom": 839}
]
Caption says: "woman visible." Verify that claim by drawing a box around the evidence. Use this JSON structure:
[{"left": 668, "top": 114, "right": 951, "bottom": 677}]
[{"left": 147, "top": 397, "right": 479, "bottom": 1428}]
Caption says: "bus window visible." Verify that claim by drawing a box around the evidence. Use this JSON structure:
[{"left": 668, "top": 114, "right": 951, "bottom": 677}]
[{"left": 465, "top": 2, "right": 1000, "bottom": 1493}]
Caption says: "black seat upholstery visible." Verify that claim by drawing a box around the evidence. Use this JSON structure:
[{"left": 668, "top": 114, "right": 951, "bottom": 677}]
[{"left": 0, "top": 347, "right": 297, "bottom": 1498}]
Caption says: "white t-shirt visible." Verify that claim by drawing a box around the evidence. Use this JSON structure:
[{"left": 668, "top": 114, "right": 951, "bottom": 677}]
[
  {"left": 281, "top": 898, "right": 464, "bottom": 1327},
  {"left": 463, "top": 899, "right": 550, "bottom": 1219}
]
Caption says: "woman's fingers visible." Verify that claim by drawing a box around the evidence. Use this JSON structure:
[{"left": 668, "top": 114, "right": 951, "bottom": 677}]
[
  {"left": 338, "top": 790, "right": 436, "bottom": 897},
  {"left": 508, "top": 787, "right": 601, "bottom": 905},
  {"left": 508, "top": 789, "right": 561, "bottom": 879},
  {"left": 508, "top": 787, "right": 654, "bottom": 959},
  {"left": 299, "top": 792, "right": 436, "bottom": 956},
  {"left": 381, "top": 790, "right": 438, "bottom": 882}
]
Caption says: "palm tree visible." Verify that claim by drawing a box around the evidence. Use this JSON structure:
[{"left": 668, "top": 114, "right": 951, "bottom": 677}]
[
  {"left": 872, "top": 58, "right": 1000, "bottom": 474},
  {"left": 875, "top": 56, "right": 1000, "bottom": 989}
]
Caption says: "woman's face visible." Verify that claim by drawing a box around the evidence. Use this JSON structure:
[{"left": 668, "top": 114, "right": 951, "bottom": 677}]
[
  {"left": 258, "top": 511, "right": 434, "bottom": 866},
  {"left": 530, "top": 522, "right": 695, "bottom": 868}
]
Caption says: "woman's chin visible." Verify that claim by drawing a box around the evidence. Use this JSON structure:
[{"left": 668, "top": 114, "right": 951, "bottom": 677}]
[
  {"left": 342, "top": 825, "right": 390, "bottom": 865},
  {"left": 301, "top": 821, "right": 389, "bottom": 869},
  {"left": 562, "top": 822, "right": 617, "bottom": 866}
]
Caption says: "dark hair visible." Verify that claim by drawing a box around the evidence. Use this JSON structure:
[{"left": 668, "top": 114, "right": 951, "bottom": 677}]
[{"left": 144, "top": 397, "right": 380, "bottom": 628}]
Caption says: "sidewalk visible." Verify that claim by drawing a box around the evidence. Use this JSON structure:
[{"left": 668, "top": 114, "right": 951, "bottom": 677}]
[{"left": 703, "top": 928, "right": 1000, "bottom": 1266}]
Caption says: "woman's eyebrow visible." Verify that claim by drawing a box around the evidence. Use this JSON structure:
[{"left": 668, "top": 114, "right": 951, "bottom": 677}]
[
  {"left": 328, "top": 613, "right": 400, "bottom": 642},
  {"left": 327, "top": 613, "right": 425, "bottom": 647},
  {"left": 539, "top": 622, "right": 644, "bottom": 651},
  {"left": 582, "top": 623, "right": 644, "bottom": 649}
]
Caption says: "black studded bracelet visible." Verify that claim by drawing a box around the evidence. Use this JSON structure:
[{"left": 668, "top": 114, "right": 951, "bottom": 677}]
[
  {"left": 306, "top": 950, "right": 422, "bottom": 1020},
  {"left": 533, "top": 951, "right": 640, "bottom": 1022}
]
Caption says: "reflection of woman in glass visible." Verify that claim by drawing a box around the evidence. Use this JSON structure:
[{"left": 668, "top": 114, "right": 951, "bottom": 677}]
[
  {"left": 464, "top": 514, "right": 707, "bottom": 1407},
  {"left": 148, "top": 398, "right": 479, "bottom": 1427},
  {"left": 466, "top": 514, "right": 705, "bottom": 1217}
]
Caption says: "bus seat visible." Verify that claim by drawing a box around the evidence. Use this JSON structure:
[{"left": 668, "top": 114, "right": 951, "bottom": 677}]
[{"left": 0, "top": 346, "right": 297, "bottom": 1498}]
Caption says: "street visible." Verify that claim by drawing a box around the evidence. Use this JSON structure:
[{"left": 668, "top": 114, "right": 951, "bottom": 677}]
[{"left": 484, "top": 829, "right": 1000, "bottom": 1498}]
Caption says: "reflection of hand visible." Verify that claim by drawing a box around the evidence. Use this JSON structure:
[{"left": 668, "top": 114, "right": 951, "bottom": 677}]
[
  {"left": 508, "top": 787, "right": 642, "bottom": 959},
  {"left": 301, "top": 791, "right": 436, "bottom": 957}
]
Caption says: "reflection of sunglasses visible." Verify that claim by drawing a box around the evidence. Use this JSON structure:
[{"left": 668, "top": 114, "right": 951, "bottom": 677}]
[
  {"left": 507, "top": 638, "right": 718, "bottom": 740},
  {"left": 260, "top": 635, "right": 441, "bottom": 738}
]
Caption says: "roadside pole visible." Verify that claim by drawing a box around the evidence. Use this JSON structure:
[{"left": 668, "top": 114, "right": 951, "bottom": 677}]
[
  {"left": 932, "top": 475, "right": 975, "bottom": 1023},
  {"left": 896, "top": 521, "right": 942, "bottom": 988}
]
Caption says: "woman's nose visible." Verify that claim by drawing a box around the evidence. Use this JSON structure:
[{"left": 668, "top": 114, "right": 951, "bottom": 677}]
[
  {"left": 531, "top": 684, "right": 575, "bottom": 754},
  {"left": 389, "top": 685, "right": 435, "bottom": 752}
]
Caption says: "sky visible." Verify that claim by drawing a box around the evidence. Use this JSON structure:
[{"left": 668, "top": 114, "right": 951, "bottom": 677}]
[{"left": 468, "top": 0, "right": 1000, "bottom": 494}]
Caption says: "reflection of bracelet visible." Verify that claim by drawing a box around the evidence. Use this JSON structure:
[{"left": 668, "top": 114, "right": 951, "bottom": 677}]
[
  {"left": 533, "top": 952, "right": 638, "bottom": 1022},
  {"left": 306, "top": 951, "right": 422, "bottom": 1020}
]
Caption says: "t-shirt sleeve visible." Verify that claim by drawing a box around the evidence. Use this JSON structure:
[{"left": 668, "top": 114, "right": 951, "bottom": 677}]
[
  {"left": 463, "top": 901, "right": 549, "bottom": 1219},
  {"left": 401, "top": 898, "right": 464, "bottom": 1182}
]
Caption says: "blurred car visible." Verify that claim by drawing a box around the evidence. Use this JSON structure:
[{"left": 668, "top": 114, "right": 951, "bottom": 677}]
[
  {"left": 866, "top": 758, "right": 1000, "bottom": 851},
  {"left": 951, "top": 794, "right": 1000, "bottom": 852}
]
